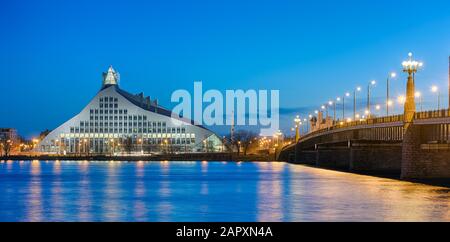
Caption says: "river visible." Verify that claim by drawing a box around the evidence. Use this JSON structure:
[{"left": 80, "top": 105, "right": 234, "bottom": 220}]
[{"left": 0, "top": 160, "right": 448, "bottom": 221}]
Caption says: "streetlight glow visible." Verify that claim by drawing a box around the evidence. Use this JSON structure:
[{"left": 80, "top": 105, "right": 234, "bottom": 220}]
[
  {"left": 415, "top": 91, "right": 421, "bottom": 98},
  {"left": 387, "top": 100, "right": 393, "bottom": 106},
  {"left": 431, "top": 85, "right": 438, "bottom": 93},
  {"left": 431, "top": 85, "right": 440, "bottom": 110},
  {"left": 397, "top": 95, "right": 406, "bottom": 104}
]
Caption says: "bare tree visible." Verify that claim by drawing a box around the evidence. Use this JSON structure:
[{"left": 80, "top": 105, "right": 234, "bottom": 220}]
[
  {"left": 123, "top": 137, "right": 133, "bottom": 154},
  {"left": 227, "top": 130, "right": 258, "bottom": 156},
  {"left": 0, "top": 140, "right": 12, "bottom": 157}
]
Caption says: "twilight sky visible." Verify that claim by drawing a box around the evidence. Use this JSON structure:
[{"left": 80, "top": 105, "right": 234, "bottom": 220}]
[{"left": 1, "top": 0, "right": 450, "bottom": 138}]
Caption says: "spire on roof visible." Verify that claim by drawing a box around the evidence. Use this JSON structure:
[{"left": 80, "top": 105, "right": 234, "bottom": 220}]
[{"left": 102, "top": 65, "right": 119, "bottom": 87}]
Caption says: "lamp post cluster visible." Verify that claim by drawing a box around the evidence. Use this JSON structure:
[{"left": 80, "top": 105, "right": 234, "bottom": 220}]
[{"left": 291, "top": 52, "right": 446, "bottom": 138}]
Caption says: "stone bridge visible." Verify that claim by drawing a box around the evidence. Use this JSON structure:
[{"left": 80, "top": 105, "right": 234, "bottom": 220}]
[{"left": 278, "top": 110, "right": 450, "bottom": 179}]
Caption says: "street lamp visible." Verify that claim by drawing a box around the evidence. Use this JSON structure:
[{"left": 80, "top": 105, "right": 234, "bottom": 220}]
[
  {"left": 321, "top": 105, "right": 327, "bottom": 118},
  {"left": 354, "top": 86, "right": 361, "bottom": 120},
  {"left": 138, "top": 138, "right": 143, "bottom": 154},
  {"left": 342, "top": 92, "right": 350, "bottom": 121},
  {"left": 402, "top": 52, "right": 423, "bottom": 122},
  {"left": 336, "top": 97, "right": 341, "bottom": 121},
  {"left": 386, "top": 72, "right": 396, "bottom": 116},
  {"left": 273, "top": 130, "right": 283, "bottom": 153},
  {"left": 415, "top": 91, "right": 423, "bottom": 112},
  {"left": 328, "top": 100, "right": 335, "bottom": 122},
  {"left": 431, "top": 85, "right": 440, "bottom": 110},
  {"left": 294, "top": 115, "right": 301, "bottom": 142},
  {"left": 83, "top": 138, "right": 88, "bottom": 155},
  {"left": 367, "top": 80, "right": 376, "bottom": 119}
]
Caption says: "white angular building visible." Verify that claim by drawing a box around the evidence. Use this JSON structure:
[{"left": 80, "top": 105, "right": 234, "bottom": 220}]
[{"left": 38, "top": 66, "right": 223, "bottom": 154}]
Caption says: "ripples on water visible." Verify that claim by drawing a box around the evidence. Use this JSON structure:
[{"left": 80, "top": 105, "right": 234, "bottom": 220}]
[{"left": 0, "top": 160, "right": 449, "bottom": 222}]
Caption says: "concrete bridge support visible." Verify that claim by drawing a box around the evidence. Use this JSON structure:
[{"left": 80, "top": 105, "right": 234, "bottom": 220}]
[
  {"left": 401, "top": 124, "right": 450, "bottom": 179},
  {"left": 283, "top": 141, "right": 402, "bottom": 173}
]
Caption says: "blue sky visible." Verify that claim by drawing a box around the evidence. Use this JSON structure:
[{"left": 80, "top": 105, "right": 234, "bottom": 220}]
[{"left": 1, "top": 0, "right": 450, "bottom": 138}]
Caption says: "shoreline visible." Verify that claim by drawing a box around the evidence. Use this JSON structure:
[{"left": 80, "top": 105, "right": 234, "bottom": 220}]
[{"left": 0, "top": 153, "right": 273, "bottom": 162}]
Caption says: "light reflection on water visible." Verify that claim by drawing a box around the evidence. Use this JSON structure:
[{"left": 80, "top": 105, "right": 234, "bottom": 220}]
[{"left": 0, "top": 160, "right": 448, "bottom": 222}]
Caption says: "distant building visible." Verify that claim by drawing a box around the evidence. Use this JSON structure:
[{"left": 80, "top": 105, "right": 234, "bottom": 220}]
[
  {"left": 38, "top": 66, "right": 223, "bottom": 154},
  {"left": 0, "top": 128, "right": 18, "bottom": 143}
]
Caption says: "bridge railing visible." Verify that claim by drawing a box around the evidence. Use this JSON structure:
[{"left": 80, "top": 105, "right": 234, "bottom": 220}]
[
  {"left": 296, "top": 109, "right": 450, "bottom": 144},
  {"left": 415, "top": 109, "right": 450, "bottom": 120},
  {"left": 299, "top": 114, "right": 404, "bottom": 142}
]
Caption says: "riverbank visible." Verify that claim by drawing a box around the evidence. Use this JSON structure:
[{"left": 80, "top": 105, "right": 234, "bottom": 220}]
[{"left": 0, "top": 153, "right": 273, "bottom": 162}]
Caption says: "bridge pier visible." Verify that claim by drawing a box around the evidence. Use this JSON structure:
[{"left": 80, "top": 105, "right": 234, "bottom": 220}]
[
  {"left": 401, "top": 124, "right": 450, "bottom": 179},
  {"left": 282, "top": 140, "right": 402, "bottom": 173}
]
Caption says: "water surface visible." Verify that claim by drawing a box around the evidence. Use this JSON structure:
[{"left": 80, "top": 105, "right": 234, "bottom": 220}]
[{"left": 0, "top": 160, "right": 449, "bottom": 221}]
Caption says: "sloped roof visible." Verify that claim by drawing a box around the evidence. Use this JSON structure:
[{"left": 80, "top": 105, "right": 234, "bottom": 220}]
[{"left": 108, "top": 85, "right": 209, "bottom": 131}]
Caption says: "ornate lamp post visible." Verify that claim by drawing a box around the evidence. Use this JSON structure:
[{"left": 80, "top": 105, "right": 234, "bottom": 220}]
[{"left": 402, "top": 52, "right": 423, "bottom": 125}]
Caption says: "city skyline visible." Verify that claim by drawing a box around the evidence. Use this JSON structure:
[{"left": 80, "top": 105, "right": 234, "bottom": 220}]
[{"left": 1, "top": 0, "right": 450, "bottom": 138}]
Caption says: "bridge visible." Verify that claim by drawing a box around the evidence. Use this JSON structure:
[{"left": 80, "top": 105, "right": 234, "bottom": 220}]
[{"left": 278, "top": 54, "right": 450, "bottom": 179}]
